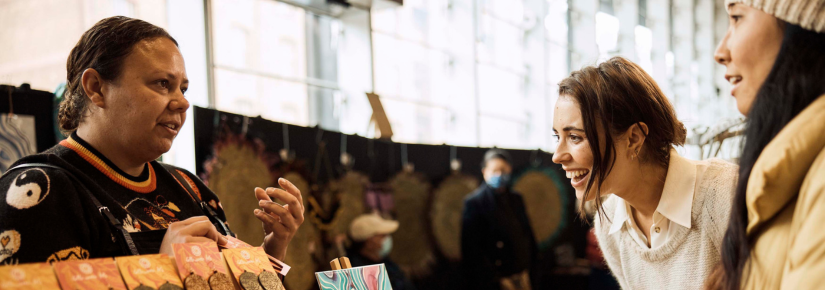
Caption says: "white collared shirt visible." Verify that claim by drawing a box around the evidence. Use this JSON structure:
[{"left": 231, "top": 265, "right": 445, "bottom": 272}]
[{"left": 608, "top": 150, "right": 703, "bottom": 249}]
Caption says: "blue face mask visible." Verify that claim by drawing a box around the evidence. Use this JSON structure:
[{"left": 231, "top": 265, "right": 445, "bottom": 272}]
[
  {"left": 379, "top": 236, "right": 393, "bottom": 259},
  {"left": 486, "top": 174, "right": 511, "bottom": 189}
]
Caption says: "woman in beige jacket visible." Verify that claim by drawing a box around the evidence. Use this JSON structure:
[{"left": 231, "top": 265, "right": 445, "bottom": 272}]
[{"left": 710, "top": 0, "right": 825, "bottom": 289}]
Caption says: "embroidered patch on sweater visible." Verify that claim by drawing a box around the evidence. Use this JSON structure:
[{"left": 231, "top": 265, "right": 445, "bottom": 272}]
[
  {"left": 46, "top": 246, "right": 90, "bottom": 264},
  {"left": 5, "top": 168, "right": 50, "bottom": 210},
  {"left": 59, "top": 137, "right": 157, "bottom": 193},
  {"left": 123, "top": 195, "right": 182, "bottom": 231},
  {"left": 0, "top": 230, "right": 21, "bottom": 264}
]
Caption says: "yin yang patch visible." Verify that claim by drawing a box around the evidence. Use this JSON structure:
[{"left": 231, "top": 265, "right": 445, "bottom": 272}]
[{"left": 5, "top": 168, "right": 51, "bottom": 210}]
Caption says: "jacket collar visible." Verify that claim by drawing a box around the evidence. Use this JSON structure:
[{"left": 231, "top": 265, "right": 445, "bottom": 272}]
[{"left": 747, "top": 94, "right": 825, "bottom": 234}]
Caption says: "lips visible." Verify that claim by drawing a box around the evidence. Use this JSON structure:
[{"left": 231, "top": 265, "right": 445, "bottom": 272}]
[
  {"left": 725, "top": 74, "right": 743, "bottom": 97},
  {"left": 158, "top": 120, "right": 181, "bottom": 135},
  {"left": 565, "top": 169, "right": 590, "bottom": 187}
]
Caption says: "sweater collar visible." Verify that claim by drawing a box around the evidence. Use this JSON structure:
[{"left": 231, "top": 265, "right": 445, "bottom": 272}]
[
  {"left": 609, "top": 150, "right": 697, "bottom": 234},
  {"left": 59, "top": 132, "right": 157, "bottom": 193},
  {"left": 746, "top": 94, "right": 825, "bottom": 234}
]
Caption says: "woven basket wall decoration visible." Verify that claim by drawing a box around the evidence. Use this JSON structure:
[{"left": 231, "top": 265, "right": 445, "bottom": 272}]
[
  {"left": 511, "top": 168, "right": 569, "bottom": 250},
  {"left": 430, "top": 172, "right": 479, "bottom": 261},
  {"left": 388, "top": 170, "right": 435, "bottom": 278},
  {"left": 328, "top": 171, "right": 369, "bottom": 238},
  {"left": 202, "top": 137, "right": 273, "bottom": 246}
]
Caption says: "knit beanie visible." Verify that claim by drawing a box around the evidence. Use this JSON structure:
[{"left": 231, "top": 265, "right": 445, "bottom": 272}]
[{"left": 725, "top": 0, "right": 825, "bottom": 33}]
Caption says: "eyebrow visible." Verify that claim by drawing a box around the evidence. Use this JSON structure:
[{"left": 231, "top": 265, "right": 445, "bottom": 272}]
[
  {"left": 154, "top": 70, "right": 188, "bottom": 85},
  {"left": 552, "top": 126, "right": 585, "bottom": 133}
]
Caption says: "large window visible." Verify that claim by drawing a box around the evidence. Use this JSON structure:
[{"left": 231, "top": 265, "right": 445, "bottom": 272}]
[
  {"left": 371, "top": 0, "right": 570, "bottom": 150},
  {"left": 208, "top": 0, "right": 570, "bottom": 151}
]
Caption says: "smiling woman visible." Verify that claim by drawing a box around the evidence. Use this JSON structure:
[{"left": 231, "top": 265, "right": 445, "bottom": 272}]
[
  {"left": 709, "top": 0, "right": 825, "bottom": 289},
  {"left": 0, "top": 16, "right": 304, "bottom": 265},
  {"left": 551, "top": 56, "right": 739, "bottom": 290}
]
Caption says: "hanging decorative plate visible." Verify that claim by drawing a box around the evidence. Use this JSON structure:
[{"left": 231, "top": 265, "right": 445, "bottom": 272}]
[
  {"left": 511, "top": 167, "right": 570, "bottom": 250},
  {"left": 328, "top": 171, "right": 369, "bottom": 237},
  {"left": 280, "top": 171, "right": 321, "bottom": 290},
  {"left": 430, "top": 172, "right": 479, "bottom": 261},
  {"left": 389, "top": 170, "right": 435, "bottom": 278},
  {"left": 201, "top": 134, "right": 274, "bottom": 246}
]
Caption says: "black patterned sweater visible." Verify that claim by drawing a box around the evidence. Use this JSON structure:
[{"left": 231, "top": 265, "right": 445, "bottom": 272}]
[{"left": 0, "top": 133, "right": 230, "bottom": 265}]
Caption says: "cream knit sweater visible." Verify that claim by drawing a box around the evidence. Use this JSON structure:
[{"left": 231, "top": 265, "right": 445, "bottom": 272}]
[{"left": 594, "top": 158, "right": 738, "bottom": 290}]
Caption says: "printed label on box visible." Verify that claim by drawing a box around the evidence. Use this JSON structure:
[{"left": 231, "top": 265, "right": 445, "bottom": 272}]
[
  {"left": 0, "top": 263, "right": 61, "bottom": 289},
  {"left": 173, "top": 242, "right": 227, "bottom": 280},
  {"left": 222, "top": 247, "right": 276, "bottom": 280},
  {"left": 115, "top": 254, "right": 182, "bottom": 289},
  {"left": 54, "top": 258, "right": 127, "bottom": 290}
]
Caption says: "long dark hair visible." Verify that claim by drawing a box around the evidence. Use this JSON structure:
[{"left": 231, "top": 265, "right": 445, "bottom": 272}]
[
  {"left": 59, "top": 16, "right": 177, "bottom": 133},
  {"left": 558, "top": 57, "right": 687, "bottom": 219},
  {"left": 719, "top": 23, "right": 825, "bottom": 290}
]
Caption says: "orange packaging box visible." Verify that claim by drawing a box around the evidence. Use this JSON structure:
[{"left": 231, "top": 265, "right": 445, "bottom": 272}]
[
  {"left": 115, "top": 254, "right": 183, "bottom": 289},
  {"left": 53, "top": 258, "right": 127, "bottom": 290},
  {"left": 172, "top": 242, "right": 228, "bottom": 280},
  {"left": 0, "top": 263, "right": 61, "bottom": 290},
  {"left": 222, "top": 247, "right": 277, "bottom": 281}
]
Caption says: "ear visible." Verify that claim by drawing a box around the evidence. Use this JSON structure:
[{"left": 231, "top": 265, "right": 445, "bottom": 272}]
[
  {"left": 625, "top": 122, "right": 649, "bottom": 158},
  {"left": 80, "top": 68, "right": 106, "bottom": 108}
]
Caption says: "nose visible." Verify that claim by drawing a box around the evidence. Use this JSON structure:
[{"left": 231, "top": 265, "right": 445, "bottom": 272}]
[
  {"left": 169, "top": 93, "right": 190, "bottom": 113},
  {"left": 715, "top": 30, "right": 732, "bottom": 65},
  {"left": 552, "top": 140, "right": 569, "bottom": 164}
]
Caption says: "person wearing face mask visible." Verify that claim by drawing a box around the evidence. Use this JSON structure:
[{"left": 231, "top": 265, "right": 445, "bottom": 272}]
[
  {"left": 461, "top": 149, "right": 537, "bottom": 290},
  {"left": 346, "top": 214, "right": 416, "bottom": 290},
  {"left": 705, "top": 0, "right": 825, "bottom": 289},
  {"left": 551, "top": 57, "right": 739, "bottom": 290},
  {"left": 0, "top": 16, "right": 303, "bottom": 264}
]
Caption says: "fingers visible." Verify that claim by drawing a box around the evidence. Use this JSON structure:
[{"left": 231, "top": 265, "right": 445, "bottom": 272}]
[
  {"left": 278, "top": 178, "right": 303, "bottom": 205},
  {"left": 258, "top": 200, "right": 297, "bottom": 230},
  {"left": 177, "top": 215, "right": 209, "bottom": 226},
  {"left": 254, "top": 187, "right": 271, "bottom": 202},
  {"left": 178, "top": 219, "right": 227, "bottom": 244},
  {"left": 254, "top": 208, "right": 287, "bottom": 233},
  {"left": 185, "top": 237, "right": 218, "bottom": 244},
  {"left": 265, "top": 187, "right": 303, "bottom": 221}
]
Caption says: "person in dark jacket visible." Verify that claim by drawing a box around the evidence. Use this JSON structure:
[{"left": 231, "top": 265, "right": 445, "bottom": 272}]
[
  {"left": 461, "top": 149, "right": 538, "bottom": 290},
  {"left": 346, "top": 214, "right": 417, "bottom": 290}
]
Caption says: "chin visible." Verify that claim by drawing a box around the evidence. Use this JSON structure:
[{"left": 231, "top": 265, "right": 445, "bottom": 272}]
[{"left": 575, "top": 190, "right": 585, "bottom": 200}]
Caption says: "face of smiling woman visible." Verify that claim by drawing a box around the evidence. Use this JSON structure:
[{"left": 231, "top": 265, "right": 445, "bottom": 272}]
[
  {"left": 715, "top": 3, "right": 784, "bottom": 116},
  {"left": 552, "top": 96, "right": 596, "bottom": 200}
]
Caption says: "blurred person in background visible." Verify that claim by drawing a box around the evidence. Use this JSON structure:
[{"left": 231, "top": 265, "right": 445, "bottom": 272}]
[
  {"left": 347, "top": 214, "right": 417, "bottom": 290},
  {"left": 461, "top": 149, "right": 537, "bottom": 290}
]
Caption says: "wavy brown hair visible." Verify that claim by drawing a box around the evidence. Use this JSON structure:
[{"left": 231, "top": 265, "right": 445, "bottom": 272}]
[
  {"left": 60, "top": 16, "right": 177, "bottom": 133},
  {"left": 558, "top": 56, "right": 687, "bottom": 219}
]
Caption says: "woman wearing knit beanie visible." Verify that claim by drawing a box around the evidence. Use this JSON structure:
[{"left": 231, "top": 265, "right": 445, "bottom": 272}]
[{"left": 708, "top": 0, "right": 825, "bottom": 289}]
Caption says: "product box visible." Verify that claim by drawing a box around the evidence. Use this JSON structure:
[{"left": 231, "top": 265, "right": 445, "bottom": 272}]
[
  {"left": 0, "top": 262, "right": 61, "bottom": 290},
  {"left": 315, "top": 264, "right": 393, "bottom": 290},
  {"left": 53, "top": 258, "right": 127, "bottom": 290},
  {"left": 219, "top": 235, "right": 291, "bottom": 275},
  {"left": 222, "top": 247, "right": 284, "bottom": 290},
  {"left": 115, "top": 254, "right": 183, "bottom": 289},
  {"left": 173, "top": 242, "right": 227, "bottom": 279}
]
